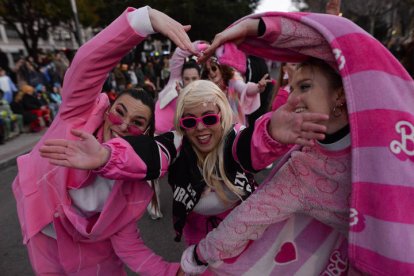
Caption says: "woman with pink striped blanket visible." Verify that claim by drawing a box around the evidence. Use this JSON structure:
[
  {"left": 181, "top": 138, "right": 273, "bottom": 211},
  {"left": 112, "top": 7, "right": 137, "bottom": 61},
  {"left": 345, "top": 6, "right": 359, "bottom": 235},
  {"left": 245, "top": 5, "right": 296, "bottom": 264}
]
[{"left": 181, "top": 7, "right": 414, "bottom": 276}]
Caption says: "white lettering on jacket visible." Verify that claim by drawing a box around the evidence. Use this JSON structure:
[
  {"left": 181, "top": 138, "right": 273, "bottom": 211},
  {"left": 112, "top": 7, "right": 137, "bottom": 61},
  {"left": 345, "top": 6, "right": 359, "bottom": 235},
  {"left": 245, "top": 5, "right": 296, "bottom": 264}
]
[{"left": 390, "top": 121, "right": 414, "bottom": 157}]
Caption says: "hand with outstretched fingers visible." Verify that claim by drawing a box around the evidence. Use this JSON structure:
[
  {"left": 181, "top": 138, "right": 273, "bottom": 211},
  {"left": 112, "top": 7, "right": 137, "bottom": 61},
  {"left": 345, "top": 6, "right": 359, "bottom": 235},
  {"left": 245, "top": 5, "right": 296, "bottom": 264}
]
[
  {"left": 257, "top": 73, "right": 273, "bottom": 92},
  {"left": 269, "top": 97, "right": 329, "bottom": 147},
  {"left": 39, "top": 129, "right": 110, "bottom": 170},
  {"left": 198, "top": 18, "right": 260, "bottom": 63},
  {"left": 148, "top": 8, "right": 197, "bottom": 55}
]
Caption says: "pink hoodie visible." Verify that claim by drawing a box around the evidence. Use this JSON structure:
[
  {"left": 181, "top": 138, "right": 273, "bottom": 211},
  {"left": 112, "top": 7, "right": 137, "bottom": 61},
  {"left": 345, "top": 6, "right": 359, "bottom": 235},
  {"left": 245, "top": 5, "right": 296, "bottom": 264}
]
[
  {"left": 12, "top": 8, "right": 179, "bottom": 275},
  {"left": 196, "top": 12, "right": 414, "bottom": 275}
]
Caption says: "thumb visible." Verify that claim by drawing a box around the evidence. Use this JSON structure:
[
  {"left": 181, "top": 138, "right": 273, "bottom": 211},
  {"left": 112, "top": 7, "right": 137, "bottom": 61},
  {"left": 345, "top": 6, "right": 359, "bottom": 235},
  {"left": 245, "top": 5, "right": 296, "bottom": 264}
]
[
  {"left": 70, "top": 129, "right": 90, "bottom": 140},
  {"left": 283, "top": 96, "right": 300, "bottom": 112}
]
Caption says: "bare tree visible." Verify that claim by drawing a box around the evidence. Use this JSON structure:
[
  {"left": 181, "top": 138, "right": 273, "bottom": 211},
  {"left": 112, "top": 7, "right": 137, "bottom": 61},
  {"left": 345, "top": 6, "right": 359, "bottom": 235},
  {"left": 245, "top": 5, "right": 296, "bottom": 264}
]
[
  {"left": 0, "top": 0, "right": 72, "bottom": 59},
  {"left": 292, "top": 0, "right": 413, "bottom": 39}
]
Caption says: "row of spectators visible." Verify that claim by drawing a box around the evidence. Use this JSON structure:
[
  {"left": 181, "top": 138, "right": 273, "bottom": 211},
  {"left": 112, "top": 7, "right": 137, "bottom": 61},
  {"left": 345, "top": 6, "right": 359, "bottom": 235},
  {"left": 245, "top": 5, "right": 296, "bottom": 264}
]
[
  {"left": 0, "top": 49, "right": 66, "bottom": 144},
  {"left": 0, "top": 43, "right": 171, "bottom": 145}
]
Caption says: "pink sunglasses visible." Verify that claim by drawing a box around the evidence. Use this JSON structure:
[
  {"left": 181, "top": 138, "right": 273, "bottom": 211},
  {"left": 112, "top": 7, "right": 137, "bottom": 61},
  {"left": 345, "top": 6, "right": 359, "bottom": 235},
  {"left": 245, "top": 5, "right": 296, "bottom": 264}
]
[
  {"left": 107, "top": 111, "right": 146, "bottom": 135},
  {"left": 180, "top": 113, "right": 221, "bottom": 129}
]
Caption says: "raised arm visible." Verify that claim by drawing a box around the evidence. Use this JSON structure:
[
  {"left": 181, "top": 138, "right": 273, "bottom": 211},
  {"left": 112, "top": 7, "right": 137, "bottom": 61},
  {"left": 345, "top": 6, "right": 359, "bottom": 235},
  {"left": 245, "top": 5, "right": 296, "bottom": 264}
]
[
  {"left": 60, "top": 6, "right": 195, "bottom": 120},
  {"left": 198, "top": 18, "right": 260, "bottom": 63},
  {"left": 199, "top": 14, "right": 332, "bottom": 64},
  {"left": 40, "top": 129, "right": 181, "bottom": 181}
]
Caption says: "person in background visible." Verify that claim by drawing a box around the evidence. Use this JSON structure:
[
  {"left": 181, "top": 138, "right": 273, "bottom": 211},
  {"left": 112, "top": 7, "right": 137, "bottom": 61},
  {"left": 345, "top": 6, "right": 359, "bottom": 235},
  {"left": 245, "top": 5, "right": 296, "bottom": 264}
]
[
  {"left": 10, "top": 89, "right": 39, "bottom": 133},
  {"left": 269, "top": 62, "right": 297, "bottom": 111},
  {"left": 155, "top": 41, "right": 206, "bottom": 134},
  {"left": 20, "top": 84, "right": 51, "bottom": 128},
  {"left": 0, "top": 88, "right": 23, "bottom": 139},
  {"left": 202, "top": 43, "right": 272, "bottom": 125},
  {"left": 0, "top": 67, "right": 18, "bottom": 104},
  {"left": 245, "top": 55, "right": 275, "bottom": 127}
]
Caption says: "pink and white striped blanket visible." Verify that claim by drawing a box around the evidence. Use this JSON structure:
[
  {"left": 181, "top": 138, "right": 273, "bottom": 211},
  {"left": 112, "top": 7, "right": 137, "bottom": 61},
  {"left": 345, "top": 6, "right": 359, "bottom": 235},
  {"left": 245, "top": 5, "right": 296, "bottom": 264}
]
[{"left": 209, "top": 12, "right": 414, "bottom": 275}]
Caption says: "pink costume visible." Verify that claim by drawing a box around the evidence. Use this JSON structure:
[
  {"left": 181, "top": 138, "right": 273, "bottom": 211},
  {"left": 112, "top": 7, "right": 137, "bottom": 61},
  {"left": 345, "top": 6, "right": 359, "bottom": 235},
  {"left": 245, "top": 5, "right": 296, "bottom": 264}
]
[
  {"left": 193, "top": 12, "right": 414, "bottom": 275},
  {"left": 12, "top": 7, "right": 179, "bottom": 275}
]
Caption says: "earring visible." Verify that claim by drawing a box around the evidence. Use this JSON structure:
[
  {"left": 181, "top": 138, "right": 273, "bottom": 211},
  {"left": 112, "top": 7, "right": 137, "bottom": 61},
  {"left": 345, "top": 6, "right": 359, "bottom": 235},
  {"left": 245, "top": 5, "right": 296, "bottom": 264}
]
[{"left": 332, "top": 103, "right": 343, "bottom": 117}]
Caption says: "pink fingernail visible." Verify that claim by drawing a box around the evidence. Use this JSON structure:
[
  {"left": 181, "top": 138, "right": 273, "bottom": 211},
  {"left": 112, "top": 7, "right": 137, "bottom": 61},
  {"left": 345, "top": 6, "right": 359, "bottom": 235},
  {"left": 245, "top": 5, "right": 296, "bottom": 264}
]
[{"left": 271, "top": 79, "right": 276, "bottom": 84}]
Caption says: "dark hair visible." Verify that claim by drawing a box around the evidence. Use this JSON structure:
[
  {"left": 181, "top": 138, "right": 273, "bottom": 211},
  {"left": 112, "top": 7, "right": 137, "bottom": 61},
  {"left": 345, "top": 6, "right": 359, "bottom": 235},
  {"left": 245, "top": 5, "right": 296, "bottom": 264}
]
[
  {"left": 201, "top": 60, "right": 234, "bottom": 85},
  {"left": 297, "top": 58, "right": 343, "bottom": 90},
  {"left": 115, "top": 88, "right": 155, "bottom": 136},
  {"left": 181, "top": 60, "right": 201, "bottom": 76}
]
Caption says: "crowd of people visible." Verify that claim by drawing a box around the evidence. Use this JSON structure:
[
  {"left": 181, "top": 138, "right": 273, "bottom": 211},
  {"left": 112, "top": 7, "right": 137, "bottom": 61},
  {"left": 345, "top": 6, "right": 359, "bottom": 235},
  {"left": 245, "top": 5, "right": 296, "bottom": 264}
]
[
  {"left": 0, "top": 50, "right": 66, "bottom": 143},
  {"left": 7, "top": 0, "right": 414, "bottom": 275}
]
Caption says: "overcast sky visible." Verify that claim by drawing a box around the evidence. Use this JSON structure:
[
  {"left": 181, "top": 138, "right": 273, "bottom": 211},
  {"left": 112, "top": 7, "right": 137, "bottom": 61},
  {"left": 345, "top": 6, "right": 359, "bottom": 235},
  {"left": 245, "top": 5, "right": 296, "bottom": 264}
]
[{"left": 255, "top": 0, "right": 296, "bottom": 13}]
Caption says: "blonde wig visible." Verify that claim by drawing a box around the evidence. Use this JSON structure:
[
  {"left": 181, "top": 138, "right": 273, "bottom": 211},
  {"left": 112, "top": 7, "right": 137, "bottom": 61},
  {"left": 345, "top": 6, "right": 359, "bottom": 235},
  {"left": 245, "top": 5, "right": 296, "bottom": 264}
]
[{"left": 174, "top": 80, "right": 244, "bottom": 202}]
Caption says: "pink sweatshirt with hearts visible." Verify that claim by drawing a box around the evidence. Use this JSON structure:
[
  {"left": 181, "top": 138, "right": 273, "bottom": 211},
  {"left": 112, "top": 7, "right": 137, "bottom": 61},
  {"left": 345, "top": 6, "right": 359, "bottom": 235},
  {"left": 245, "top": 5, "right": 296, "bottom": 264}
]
[
  {"left": 198, "top": 137, "right": 352, "bottom": 264},
  {"left": 196, "top": 9, "right": 414, "bottom": 275}
]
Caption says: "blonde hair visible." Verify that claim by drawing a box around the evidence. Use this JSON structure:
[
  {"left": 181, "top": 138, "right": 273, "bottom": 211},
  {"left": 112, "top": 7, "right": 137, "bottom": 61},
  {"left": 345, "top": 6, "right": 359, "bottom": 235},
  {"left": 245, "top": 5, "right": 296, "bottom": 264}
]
[{"left": 174, "top": 80, "right": 243, "bottom": 202}]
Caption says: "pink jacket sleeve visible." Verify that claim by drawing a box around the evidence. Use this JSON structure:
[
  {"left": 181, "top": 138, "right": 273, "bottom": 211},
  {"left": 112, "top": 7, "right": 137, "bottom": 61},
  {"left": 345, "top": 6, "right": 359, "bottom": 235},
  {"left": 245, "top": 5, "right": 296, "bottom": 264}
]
[
  {"left": 95, "top": 137, "right": 172, "bottom": 181},
  {"left": 237, "top": 15, "right": 334, "bottom": 64},
  {"left": 111, "top": 222, "right": 180, "bottom": 276},
  {"left": 251, "top": 113, "right": 291, "bottom": 170},
  {"left": 59, "top": 8, "right": 146, "bottom": 120}
]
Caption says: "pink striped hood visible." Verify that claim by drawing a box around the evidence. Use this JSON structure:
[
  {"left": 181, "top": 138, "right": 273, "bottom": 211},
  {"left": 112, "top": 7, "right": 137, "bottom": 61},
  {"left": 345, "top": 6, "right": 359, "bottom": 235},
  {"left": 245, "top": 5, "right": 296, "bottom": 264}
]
[{"left": 217, "top": 12, "right": 414, "bottom": 275}]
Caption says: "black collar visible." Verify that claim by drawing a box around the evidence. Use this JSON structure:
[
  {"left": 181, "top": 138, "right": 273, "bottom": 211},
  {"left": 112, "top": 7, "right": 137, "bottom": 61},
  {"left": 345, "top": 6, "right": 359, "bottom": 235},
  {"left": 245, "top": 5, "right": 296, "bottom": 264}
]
[{"left": 319, "top": 124, "right": 350, "bottom": 144}]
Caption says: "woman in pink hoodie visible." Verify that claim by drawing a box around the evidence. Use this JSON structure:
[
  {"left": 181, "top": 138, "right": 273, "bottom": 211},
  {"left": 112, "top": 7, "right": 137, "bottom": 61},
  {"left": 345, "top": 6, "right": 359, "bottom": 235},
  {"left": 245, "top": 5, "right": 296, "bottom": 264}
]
[
  {"left": 12, "top": 6, "right": 195, "bottom": 276},
  {"left": 180, "top": 2, "right": 414, "bottom": 275}
]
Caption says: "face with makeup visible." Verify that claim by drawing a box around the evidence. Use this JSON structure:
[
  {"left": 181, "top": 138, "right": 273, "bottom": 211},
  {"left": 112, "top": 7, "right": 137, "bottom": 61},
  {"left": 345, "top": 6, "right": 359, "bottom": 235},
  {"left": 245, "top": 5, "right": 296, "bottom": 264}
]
[
  {"left": 289, "top": 63, "right": 347, "bottom": 134},
  {"left": 205, "top": 59, "right": 224, "bottom": 88},
  {"left": 181, "top": 102, "right": 223, "bottom": 156},
  {"left": 103, "top": 94, "right": 152, "bottom": 142}
]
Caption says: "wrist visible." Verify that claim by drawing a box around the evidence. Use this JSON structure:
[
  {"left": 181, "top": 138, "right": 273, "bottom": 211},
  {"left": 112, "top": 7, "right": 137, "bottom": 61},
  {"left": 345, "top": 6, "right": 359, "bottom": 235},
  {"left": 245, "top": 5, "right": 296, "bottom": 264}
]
[
  {"left": 193, "top": 244, "right": 208, "bottom": 266},
  {"left": 98, "top": 145, "right": 111, "bottom": 167}
]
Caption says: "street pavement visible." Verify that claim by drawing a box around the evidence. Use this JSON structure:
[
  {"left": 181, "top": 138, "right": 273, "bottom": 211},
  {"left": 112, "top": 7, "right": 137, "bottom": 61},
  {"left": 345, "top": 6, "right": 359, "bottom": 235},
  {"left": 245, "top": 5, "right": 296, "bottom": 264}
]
[{"left": 0, "top": 131, "right": 271, "bottom": 275}]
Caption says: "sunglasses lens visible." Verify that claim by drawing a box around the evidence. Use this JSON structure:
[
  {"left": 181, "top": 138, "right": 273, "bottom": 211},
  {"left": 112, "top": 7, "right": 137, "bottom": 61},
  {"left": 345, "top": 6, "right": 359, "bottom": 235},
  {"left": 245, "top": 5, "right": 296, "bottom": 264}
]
[
  {"left": 181, "top": 118, "right": 197, "bottom": 129},
  {"left": 211, "top": 66, "right": 217, "bottom": 72},
  {"left": 202, "top": 114, "right": 218, "bottom": 126},
  {"left": 128, "top": 126, "right": 143, "bottom": 135},
  {"left": 107, "top": 112, "right": 123, "bottom": 125}
]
